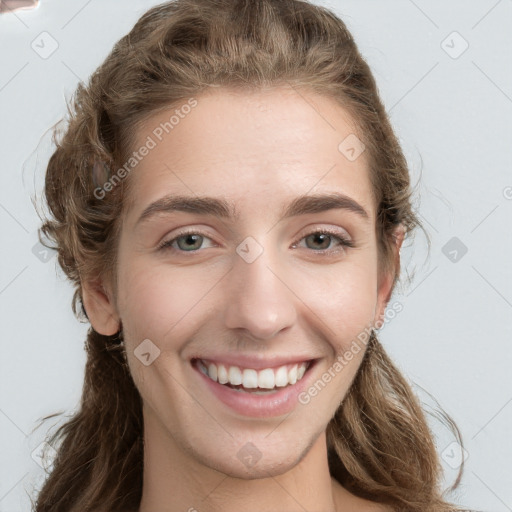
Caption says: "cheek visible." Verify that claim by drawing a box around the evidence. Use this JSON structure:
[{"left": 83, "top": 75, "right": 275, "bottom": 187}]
[
  {"left": 116, "top": 262, "right": 217, "bottom": 400},
  {"left": 292, "top": 259, "right": 378, "bottom": 349},
  {"left": 116, "top": 260, "right": 219, "bottom": 345}
]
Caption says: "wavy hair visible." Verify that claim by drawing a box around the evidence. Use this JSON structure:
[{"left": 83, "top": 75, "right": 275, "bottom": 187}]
[{"left": 32, "top": 1, "right": 467, "bottom": 511}]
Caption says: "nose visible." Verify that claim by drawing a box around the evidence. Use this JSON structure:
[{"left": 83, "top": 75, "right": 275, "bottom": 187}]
[{"left": 222, "top": 245, "right": 297, "bottom": 340}]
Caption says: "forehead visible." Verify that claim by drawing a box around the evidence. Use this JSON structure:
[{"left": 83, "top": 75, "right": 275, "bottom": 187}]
[{"left": 124, "top": 86, "right": 375, "bottom": 223}]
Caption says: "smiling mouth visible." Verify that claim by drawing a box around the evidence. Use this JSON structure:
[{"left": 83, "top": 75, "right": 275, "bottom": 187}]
[{"left": 191, "top": 357, "right": 315, "bottom": 394}]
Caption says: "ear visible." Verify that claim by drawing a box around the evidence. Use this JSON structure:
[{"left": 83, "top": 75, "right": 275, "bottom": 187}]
[
  {"left": 82, "top": 278, "right": 120, "bottom": 336},
  {"left": 373, "top": 224, "right": 405, "bottom": 328}
]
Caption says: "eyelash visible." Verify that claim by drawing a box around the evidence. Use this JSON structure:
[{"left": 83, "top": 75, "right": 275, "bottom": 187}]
[{"left": 157, "top": 228, "right": 355, "bottom": 255}]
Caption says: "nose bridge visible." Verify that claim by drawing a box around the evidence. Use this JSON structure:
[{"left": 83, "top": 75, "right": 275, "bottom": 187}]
[{"left": 223, "top": 240, "right": 297, "bottom": 339}]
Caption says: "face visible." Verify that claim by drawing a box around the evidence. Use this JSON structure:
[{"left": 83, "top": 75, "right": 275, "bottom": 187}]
[{"left": 87, "top": 86, "right": 397, "bottom": 479}]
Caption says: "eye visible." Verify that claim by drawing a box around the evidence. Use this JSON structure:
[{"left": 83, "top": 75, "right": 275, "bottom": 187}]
[
  {"left": 157, "top": 228, "right": 355, "bottom": 255},
  {"left": 157, "top": 230, "right": 215, "bottom": 252},
  {"left": 292, "top": 229, "right": 355, "bottom": 254}
]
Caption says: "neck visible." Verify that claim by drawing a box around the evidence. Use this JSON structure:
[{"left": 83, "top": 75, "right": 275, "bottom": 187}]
[{"left": 138, "top": 407, "right": 339, "bottom": 512}]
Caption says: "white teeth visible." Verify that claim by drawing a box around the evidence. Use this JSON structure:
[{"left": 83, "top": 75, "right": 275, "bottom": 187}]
[
  {"left": 274, "top": 365, "right": 289, "bottom": 387},
  {"left": 288, "top": 365, "right": 297, "bottom": 385},
  {"left": 242, "top": 369, "right": 258, "bottom": 388},
  {"left": 258, "top": 368, "right": 275, "bottom": 389},
  {"left": 228, "top": 366, "right": 243, "bottom": 385},
  {"left": 208, "top": 363, "right": 217, "bottom": 382},
  {"left": 198, "top": 359, "right": 311, "bottom": 390},
  {"left": 217, "top": 364, "right": 229, "bottom": 384}
]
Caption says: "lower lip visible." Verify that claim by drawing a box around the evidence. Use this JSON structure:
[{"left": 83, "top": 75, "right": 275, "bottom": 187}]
[{"left": 191, "top": 359, "right": 317, "bottom": 418}]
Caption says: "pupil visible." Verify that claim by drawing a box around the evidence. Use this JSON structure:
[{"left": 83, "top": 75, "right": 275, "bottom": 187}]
[
  {"left": 179, "top": 234, "right": 202, "bottom": 251},
  {"left": 309, "top": 233, "right": 329, "bottom": 249}
]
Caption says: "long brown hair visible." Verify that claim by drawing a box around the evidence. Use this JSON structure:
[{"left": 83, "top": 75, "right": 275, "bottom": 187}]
[{"left": 32, "top": 1, "right": 467, "bottom": 510}]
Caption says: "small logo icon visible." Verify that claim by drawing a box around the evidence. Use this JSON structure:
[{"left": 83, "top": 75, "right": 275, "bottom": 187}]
[
  {"left": 441, "top": 441, "right": 468, "bottom": 469},
  {"left": 31, "top": 441, "right": 57, "bottom": 472},
  {"left": 441, "top": 31, "right": 469, "bottom": 59},
  {"left": 31, "top": 31, "right": 59, "bottom": 59},
  {"left": 236, "top": 236, "right": 264, "bottom": 263},
  {"left": 32, "top": 241, "right": 56, "bottom": 263},
  {"left": 236, "top": 442, "right": 262, "bottom": 469},
  {"left": 442, "top": 237, "right": 468, "bottom": 263},
  {"left": 338, "top": 133, "right": 366, "bottom": 162},
  {"left": 134, "top": 338, "right": 161, "bottom": 366}
]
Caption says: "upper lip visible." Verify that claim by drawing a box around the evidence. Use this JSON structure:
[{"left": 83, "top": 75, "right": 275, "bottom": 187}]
[{"left": 191, "top": 354, "right": 318, "bottom": 371}]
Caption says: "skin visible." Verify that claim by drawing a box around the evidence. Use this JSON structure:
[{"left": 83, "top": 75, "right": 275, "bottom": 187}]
[{"left": 83, "top": 85, "right": 403, "bottom": 512}]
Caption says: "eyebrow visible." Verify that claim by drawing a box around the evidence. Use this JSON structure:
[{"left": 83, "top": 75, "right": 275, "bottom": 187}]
[{"left": 136, "top": 192, "right": 370, "bottom": 226}]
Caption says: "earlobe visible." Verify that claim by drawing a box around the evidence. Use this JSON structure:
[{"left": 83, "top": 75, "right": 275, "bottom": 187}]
[{"left": 82, "top": 279, "right": 120, "bottom": 336}]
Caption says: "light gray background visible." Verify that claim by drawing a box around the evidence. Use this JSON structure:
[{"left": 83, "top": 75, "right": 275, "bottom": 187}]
[{"left": 1, "top": 1, "right": 511, "bottom": 511}]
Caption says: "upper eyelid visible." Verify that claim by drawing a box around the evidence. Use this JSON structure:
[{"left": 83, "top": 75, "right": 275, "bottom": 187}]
[
  {"left": 294, "top": 225, "right": 351, "bottom": 240},
  {"left": 165, "top": 224, "right": 351, "bottom": 241}
]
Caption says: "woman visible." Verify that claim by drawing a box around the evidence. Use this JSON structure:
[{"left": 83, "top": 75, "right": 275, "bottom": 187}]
[{"left": 33, "top": 0, "right": 469, "bottom": 510}]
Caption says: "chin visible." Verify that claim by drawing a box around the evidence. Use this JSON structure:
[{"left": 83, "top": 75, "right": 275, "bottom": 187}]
[
  {"left": 187, "top": 429, "right": 319, "bottom": 480},
  {"left": 203, "top": 451, "right": 304, "bottom": 480}
]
